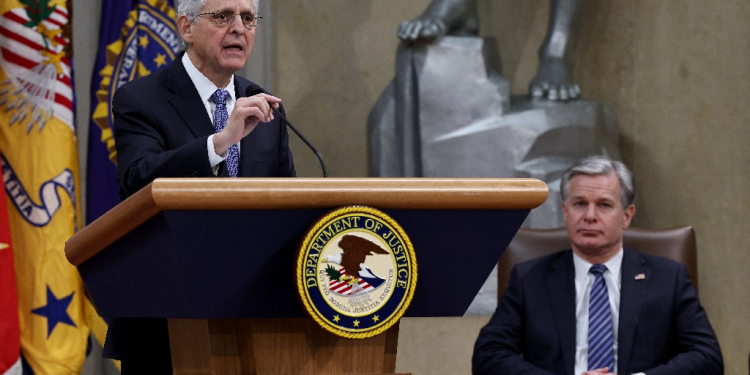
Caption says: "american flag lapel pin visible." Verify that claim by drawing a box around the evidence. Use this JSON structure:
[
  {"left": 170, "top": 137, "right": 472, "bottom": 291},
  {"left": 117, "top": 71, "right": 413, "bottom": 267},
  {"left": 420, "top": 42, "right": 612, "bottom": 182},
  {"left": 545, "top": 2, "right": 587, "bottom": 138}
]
[{"left": 635, "top": 273, "right": 646, "bottom": 280}]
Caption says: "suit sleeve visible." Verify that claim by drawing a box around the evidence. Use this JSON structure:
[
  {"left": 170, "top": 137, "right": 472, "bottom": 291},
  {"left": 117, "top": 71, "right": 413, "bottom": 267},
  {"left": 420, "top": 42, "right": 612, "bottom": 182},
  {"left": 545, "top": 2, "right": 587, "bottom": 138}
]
[
  {"left": 472, "top": 266, "right": 557, "bottom": 375},
  {"left": 638, "top": 264, "right": 723, "bottom": 375},
  {"left": 113, "top": 83, "right": 216, "bottom": 199}
]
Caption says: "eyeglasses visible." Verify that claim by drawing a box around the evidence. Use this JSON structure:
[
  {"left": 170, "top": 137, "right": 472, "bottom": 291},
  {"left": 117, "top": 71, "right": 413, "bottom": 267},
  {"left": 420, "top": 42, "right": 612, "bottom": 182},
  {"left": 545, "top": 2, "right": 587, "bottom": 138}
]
[{"left": 197, "top": 10, "right": 262, "bottom": 29}]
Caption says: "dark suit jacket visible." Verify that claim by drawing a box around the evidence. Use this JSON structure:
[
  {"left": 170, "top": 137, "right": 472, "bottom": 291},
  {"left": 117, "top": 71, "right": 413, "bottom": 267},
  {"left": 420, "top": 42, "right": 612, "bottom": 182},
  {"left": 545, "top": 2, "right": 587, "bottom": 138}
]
[
  {"left": 103, "top": 55, "right": 295, "bottom": 365},
  {"left": 113, "top": 52, "right": 295, "bottom": 200},
  {"left": 473, "top": 248, "right": 723, "bottom": 375}
]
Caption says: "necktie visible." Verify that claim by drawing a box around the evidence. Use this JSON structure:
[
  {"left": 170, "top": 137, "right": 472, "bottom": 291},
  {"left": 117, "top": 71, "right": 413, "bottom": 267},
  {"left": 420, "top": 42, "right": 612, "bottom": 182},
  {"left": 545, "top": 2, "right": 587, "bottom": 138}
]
[
  {"left": 211, "top": 89, "right": 238, "bottom": 177},
  {"left": 588, "top": 264, "right": 614, "bottom": 371}
]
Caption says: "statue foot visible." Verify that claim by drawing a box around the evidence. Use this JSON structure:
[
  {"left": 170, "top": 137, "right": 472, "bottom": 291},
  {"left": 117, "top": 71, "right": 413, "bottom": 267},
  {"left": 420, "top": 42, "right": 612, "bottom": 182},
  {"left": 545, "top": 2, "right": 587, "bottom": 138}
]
[
  {"left": 398, "top": 16, "right": 448, "bottom": 41},
  {"left": 397, "top": 0, "right": 479, "bottom": 42},
  {"left": 529, "top": 57, "right": 581, "bottom": 101}
]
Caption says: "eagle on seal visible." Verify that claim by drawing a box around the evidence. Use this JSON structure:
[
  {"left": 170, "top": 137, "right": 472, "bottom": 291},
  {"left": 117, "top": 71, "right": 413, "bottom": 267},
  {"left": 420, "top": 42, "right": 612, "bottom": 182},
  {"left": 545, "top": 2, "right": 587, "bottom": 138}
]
[{"left": 324, "top": 234, "right": 388, "bottom": 285}]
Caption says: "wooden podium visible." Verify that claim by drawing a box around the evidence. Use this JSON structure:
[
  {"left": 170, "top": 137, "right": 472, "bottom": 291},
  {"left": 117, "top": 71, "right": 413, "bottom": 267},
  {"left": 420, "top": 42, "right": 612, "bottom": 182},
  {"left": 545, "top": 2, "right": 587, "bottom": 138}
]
[{"left": 66, "top": 178, "right": 547, "bottom": 375}]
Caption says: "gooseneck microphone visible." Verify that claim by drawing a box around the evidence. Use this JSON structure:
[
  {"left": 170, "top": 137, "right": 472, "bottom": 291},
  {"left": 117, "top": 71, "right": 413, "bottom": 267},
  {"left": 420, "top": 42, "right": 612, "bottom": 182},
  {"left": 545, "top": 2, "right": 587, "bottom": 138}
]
[{"left": 246, "top": 86, "right": 328, "bottom": 177}]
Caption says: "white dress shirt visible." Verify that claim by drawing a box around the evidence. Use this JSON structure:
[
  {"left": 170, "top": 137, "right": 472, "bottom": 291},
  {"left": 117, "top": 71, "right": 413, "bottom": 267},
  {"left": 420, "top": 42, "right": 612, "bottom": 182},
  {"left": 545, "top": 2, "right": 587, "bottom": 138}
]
[{"left": 181, "top": 53, "right": 239, "bottom": 174}]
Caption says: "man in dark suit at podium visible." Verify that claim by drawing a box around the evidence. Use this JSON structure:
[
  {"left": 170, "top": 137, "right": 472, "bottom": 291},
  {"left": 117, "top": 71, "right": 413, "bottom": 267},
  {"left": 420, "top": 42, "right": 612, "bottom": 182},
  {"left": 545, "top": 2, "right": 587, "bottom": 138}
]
[
  {"left": 113, "top": 0, "right": 294, "bottom": 199},
  {"left": 104, "top": 0, "right": 295, "bottom": 372},
  {"left": 473, "top": 157, "right": 723, "bottom": 375}
]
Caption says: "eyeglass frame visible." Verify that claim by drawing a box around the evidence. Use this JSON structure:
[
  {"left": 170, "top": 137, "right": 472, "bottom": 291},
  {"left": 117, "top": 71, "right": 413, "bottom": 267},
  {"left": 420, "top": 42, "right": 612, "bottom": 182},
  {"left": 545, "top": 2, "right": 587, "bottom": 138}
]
[{"left": 196, "top": 10, "right": 262, "bottom": 29}]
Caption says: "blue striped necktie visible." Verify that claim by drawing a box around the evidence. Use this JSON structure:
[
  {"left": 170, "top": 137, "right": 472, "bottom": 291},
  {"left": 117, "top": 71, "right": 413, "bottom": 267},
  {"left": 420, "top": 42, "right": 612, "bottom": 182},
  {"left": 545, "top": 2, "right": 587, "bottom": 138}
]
[
  {"left": 588, "top": 264, "right": 614, "bottom": 371},
  {"left": 211, "top": 89, "right": 238, "bottom": 177}
]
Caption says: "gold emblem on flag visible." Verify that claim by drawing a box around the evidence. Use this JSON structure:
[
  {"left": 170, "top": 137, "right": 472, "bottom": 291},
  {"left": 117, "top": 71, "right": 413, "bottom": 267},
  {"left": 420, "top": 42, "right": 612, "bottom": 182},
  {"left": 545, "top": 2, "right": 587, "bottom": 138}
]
[{"left": 92, "top": 0, "right": 179, "bottom": 163}]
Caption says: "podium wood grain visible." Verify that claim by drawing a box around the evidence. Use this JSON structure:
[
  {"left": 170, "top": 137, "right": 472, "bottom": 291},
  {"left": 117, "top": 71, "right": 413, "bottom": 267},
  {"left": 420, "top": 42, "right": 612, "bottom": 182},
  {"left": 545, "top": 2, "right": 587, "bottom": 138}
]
[{"left": 169, "top": 318, "right": 406, "bottom": 375}]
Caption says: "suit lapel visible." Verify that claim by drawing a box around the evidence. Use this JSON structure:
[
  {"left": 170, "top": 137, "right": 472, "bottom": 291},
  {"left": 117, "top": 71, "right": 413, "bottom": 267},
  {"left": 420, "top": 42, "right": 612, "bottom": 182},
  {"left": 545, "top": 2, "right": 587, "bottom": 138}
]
[
  {"left": 165, "top": 56, "right": 215, "bottom": 141},
  {"left": 545, "top": 251, "right": 577, "bottom": 375},
  {"left": 617, "top": 247, "right": 650, "bottom": 375}
]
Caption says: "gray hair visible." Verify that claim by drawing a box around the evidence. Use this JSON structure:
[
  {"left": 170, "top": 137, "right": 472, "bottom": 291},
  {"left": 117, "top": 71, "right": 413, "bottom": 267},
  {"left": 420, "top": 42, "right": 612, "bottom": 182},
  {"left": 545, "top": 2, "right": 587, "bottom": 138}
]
[
  {"left": 177, "top": 0, "right": 260, "bottom": 22},
  {"left": 177, "top": 0, "right": 260, "bottom": 50},
  {"left": 560, "top": 156, "right": 635, "bottom": 208}
]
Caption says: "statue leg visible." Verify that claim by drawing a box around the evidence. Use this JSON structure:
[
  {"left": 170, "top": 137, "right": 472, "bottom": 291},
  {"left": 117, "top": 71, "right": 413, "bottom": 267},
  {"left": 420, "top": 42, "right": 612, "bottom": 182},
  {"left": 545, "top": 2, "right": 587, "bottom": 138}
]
[
  {"left": 529, "top": 0, "right": 586, "bottom": 101},
  {"left": 397, "top": 0, "right": 478, "bottom": 42}
]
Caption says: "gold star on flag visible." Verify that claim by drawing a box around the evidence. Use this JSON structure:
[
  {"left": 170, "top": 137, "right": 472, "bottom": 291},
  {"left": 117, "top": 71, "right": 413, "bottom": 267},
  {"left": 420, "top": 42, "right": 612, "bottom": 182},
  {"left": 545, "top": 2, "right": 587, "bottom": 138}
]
[
  {"left": 353, "top": 319, "right": 360, "bottom": 327},
  {"left": 154, "top": 54, "right": 167, "bottom": 68},
  {"left": 372, "top": 315, "right": 380, "bottom": 322},
  {"left": 333, "top": 315, "right": 340, "bottom": 323},
  {"left": 139, "top": 35, "right": 149, "bottom": 48},
  {"left": 0, "top": 243, "right": 8, "bottom": 250}
]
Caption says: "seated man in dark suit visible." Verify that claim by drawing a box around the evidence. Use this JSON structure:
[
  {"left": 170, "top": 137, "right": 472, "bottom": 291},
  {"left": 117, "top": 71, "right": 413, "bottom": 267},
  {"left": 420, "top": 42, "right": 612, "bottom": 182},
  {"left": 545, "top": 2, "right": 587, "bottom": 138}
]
[
  {"left": 104, "top": 0, "right": 294, "bottom": 372},
  {"left": 473, "top": 156, "right": 723, "bottom": 375}
]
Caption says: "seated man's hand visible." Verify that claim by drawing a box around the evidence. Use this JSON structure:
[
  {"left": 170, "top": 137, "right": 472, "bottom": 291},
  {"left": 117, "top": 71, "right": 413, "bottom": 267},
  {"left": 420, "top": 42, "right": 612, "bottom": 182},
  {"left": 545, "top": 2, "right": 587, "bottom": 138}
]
[
  {"left": 213, "top": 93, "right": 281, "bottom": 156},
  {"left": 581, "top": 367, "right": 614, "bottom": 375}
]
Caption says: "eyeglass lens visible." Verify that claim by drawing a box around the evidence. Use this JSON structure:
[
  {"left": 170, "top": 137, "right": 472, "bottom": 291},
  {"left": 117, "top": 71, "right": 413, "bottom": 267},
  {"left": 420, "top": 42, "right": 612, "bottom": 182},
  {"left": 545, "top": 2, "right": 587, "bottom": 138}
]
[{"left": 213, "top": 10, "right": 256, "bottom": 27}]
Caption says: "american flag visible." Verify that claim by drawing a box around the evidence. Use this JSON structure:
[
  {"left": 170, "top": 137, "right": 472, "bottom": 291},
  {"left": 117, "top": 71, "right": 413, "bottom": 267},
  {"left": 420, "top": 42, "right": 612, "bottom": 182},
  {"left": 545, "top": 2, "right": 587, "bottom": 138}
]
[
  {"left": 328, "top": 268, "right": 377, "bottom": 296},
  {"left": 0, "top": 6, "right": 73, "bottom": 130}
]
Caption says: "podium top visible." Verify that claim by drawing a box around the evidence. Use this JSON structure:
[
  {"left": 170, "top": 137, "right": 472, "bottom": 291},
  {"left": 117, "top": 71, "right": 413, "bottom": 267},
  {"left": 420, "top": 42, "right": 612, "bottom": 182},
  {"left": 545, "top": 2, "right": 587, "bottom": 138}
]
[{"left": 66, "top": 178, "right": 547, "bottom": 266}]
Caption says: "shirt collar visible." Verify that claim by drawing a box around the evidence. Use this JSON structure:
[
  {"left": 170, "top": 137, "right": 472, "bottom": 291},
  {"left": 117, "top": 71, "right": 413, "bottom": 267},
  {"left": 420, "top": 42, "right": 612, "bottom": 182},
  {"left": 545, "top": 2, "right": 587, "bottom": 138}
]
[
  {"left": 573, "top": 247, "right": 624, "bottom": 283},
  {"left": 182, "top": 53, "right": 236, "bottom": 104}
]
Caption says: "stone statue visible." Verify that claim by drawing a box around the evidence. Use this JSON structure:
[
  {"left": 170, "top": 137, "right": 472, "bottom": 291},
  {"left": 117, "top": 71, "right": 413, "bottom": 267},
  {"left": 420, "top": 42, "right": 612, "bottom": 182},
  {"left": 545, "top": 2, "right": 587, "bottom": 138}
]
[
  {"left": 369, "top": 0, "right": 621, "bottom": 315},
  {"left": 397, "top": 0, "right": 584, "bottom": 101}
]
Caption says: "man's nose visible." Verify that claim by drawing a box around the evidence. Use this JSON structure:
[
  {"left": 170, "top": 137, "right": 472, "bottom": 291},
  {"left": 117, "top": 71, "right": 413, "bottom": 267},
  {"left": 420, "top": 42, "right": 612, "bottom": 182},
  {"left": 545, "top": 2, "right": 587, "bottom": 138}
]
[
  {"left": 583, "top": 204, "right": 597, "bottom": 221},
  {"left": 228, "top": 15, "right": 245, "bottom": 33}
]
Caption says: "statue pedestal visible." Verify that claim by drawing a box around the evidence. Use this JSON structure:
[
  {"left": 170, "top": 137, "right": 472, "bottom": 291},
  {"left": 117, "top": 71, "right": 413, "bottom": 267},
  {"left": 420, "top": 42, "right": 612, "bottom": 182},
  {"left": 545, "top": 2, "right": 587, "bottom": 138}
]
[
  {"left": 369, "top": 36, "right": 509, "bottom": 177},
  {"left": 425, "top": 97, "right": 620, "bottom": 228}
]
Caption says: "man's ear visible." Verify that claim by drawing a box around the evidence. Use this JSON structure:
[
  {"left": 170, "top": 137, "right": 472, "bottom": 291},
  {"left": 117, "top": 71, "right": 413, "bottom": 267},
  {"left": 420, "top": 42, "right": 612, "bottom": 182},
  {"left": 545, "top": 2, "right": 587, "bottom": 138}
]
[
  {"left": 622, "top": 204, "right": 635, "bottom": 228},
  {"left": 177, "top": 15, "right": 193, "bottom": 45}
]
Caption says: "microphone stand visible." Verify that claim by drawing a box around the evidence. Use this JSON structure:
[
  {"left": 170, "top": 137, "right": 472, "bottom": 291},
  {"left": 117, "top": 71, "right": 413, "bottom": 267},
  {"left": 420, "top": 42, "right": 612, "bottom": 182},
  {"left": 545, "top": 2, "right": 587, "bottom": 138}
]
[{"left": 271, "top": 106, "right": 328, "bottom": 177}]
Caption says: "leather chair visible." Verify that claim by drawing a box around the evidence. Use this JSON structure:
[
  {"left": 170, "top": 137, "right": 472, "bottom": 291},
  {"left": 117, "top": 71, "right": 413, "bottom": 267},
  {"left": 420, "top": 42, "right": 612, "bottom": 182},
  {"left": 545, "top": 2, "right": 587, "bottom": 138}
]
[{"left": 498, "top": 226, "right": 698, "bottom": 300}]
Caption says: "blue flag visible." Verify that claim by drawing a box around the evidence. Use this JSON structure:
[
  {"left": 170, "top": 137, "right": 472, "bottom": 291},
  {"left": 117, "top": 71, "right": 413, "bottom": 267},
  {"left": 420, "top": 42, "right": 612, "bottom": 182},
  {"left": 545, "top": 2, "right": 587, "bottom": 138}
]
[
  {"left": 87, "top": 0, "right": 179, "bottom": 223},
  {"left": 85, "top": 0, "right": 178, "bottom": 372}
]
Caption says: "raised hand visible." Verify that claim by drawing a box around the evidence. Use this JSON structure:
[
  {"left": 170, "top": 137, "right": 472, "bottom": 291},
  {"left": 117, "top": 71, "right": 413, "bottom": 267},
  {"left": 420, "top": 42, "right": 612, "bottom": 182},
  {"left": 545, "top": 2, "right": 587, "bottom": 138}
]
[{"left": 212, "top": 93, "right": 281, "bottom": 156}]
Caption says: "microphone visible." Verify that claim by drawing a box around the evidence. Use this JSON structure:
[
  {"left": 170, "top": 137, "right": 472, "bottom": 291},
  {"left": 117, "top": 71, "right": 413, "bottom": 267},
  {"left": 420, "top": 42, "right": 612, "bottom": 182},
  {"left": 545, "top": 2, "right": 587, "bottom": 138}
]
[{"left": 246, "top": 86, "right": 328, "bottom": 177}]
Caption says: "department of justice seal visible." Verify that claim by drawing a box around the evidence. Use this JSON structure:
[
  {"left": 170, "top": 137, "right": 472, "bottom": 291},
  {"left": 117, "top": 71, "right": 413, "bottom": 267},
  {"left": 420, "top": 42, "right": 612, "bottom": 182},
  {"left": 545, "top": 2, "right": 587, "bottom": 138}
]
[{"left": 296, "top": 206, "right": 417, "bottom": 339}]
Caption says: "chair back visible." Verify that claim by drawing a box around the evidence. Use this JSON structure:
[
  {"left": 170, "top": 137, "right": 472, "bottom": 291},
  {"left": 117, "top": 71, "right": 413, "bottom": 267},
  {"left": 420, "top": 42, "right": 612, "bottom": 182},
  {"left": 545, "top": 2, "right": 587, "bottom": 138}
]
[{"left": 498, "top": 226, "right": 698, "bottom": 300}]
